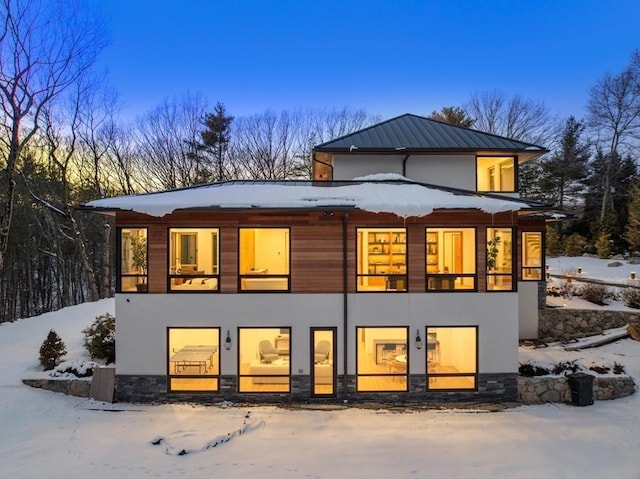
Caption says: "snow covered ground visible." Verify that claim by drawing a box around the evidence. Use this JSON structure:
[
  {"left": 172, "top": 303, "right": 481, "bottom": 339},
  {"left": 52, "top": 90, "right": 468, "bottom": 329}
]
[{"left": 0, "top": 257, "right": 638, "bottom": 479}]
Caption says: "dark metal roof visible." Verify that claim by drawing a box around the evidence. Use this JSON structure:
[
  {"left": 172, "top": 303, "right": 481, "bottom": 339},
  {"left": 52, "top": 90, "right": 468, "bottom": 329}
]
[{"left": 314, "top": 113, "right": 547, "bottom": 153}]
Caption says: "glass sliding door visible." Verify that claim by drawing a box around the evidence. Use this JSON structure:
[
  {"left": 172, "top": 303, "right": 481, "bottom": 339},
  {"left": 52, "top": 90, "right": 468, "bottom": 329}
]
[{"left": 311, "top": 328, "right": 336, "bottom": 397}]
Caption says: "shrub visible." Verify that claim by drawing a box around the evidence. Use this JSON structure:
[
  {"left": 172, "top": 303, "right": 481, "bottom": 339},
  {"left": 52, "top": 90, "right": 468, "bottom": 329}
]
[
  {"left": 50, "top": 360, "right": 98, "bottom": 378},
  {"left": 613, "top": 362, "right": 626, "bottom": 374},
  {"left": 39, "top": 330, "right": 67, "bottom": 371},
  {"left": 563, "top": 234, "right": 587, "bottom": 257},
  {"left": 551, "top": 360, "right": 581, "bottom": 375},
  {"left": 82, "top": 313, "right": 116, "bottom": 364},
  {"left": 580, "top": 282, "right": 610, "bottom": 306},
  {"left": 589, "top": 365, "right": 610, "bottom": 374},
  {"left": 621, "top": 286, "right": 640, "bottom": 309},
  {"left": 595, "top": 232, "right": 611, "bottom": 259},
  {"left": 519, "top": 362, "right": 550, "bottom": 377}
]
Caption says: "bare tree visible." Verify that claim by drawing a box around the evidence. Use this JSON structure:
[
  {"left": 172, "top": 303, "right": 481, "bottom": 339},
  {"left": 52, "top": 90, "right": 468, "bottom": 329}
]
[
  {"left": 465, "top": 90, "right": 558, "bottom": 146},
  {"left": 134, "top": 92, "right": 209, "bottom": 189},
  {"left": 0, "top": 0, "right": 107, "bottom": 273},
  {"left": 587, "top": 49, "right": 640, "bottom": 226}
]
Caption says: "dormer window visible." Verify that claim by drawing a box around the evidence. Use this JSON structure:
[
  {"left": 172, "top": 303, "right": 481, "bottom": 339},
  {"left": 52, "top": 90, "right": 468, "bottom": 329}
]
[{"left": 477, "top": 157, "right": 516, "bottom": 192}]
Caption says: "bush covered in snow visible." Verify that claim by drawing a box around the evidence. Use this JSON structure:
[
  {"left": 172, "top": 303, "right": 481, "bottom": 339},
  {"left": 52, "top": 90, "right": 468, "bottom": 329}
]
[
  {"left": 82, "top": 313, "right": 115, "bottom": 363},
  {"left": 621, "top": 285, "right": 640, "bottom": 309},
  {"left": 49, "top": 360, "right": 99, "bottom": 378},
  {"left": 39, "top": 329, "right": 67, "bottom": 371}
]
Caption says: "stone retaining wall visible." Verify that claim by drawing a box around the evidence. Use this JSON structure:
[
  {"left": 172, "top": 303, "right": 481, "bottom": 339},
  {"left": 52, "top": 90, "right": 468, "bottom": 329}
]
[
  {"left": 22, "top": 378, "right": 91, "bottom": 397},
  {"left": 518, "top": 375, "right": 635, "bottom": 404},
  {"left": 538, "top": 309, "right": 640, "bottom": 341}
]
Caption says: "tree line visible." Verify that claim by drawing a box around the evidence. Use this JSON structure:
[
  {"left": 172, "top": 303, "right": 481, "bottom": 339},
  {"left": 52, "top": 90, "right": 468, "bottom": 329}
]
[{"left": 1, "top": 0, "right": 638, "bottom": 322}]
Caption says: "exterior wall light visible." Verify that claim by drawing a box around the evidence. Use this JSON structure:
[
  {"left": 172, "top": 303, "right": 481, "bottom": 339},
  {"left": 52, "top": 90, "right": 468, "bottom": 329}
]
[
  {"left": 631, "top": 272, "right": 636, "bottom": 280},
  {"left": 415, "top": 329, "right": 423, "bottom": 350},
  {"left": 577, "top": 267, "right": 582, "bottom": 274},
  {"left": 224, "top": 330, "right": 232, "bottom": 350}
]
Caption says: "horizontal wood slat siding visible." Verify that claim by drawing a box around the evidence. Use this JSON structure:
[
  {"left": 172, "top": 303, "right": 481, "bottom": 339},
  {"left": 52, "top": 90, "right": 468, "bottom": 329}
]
[{"left": 115, "top": 208, "right": 545, "bottom": 294}]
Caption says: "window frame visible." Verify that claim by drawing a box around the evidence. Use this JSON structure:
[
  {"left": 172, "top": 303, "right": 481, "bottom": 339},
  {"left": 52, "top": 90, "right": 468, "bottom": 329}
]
[
  {"left": 425, "top": 325, "right": 478, "bottom": 392},
  {"left": 355, "top": 326, "right": 409, "bottom": 392},
  {"left": 117, "top": 226, "right": 148, "bottom": 293},
  {"left": 167, "top": 327, "right": 220, "bottom": 393},
  {"left": 486, "top": 227, "right": 516, "bottom": 292},
  {"left": 238, "top": 227, "right": 291, "bottom": 293},
  {"left": 355, "top": 227, "right": 408, "bottom": 293},
  {"left": 476, "top": 156, "right": 517, "bottom": 193},
  {"left": 521, "top": 231, "right": 544, "bottom": 281},
  {"left": 425, "top": 227, "right": 477, "bottom": 292},
  {"left": 237, "top": 326, "right": 291, "bottom": 393},
  {"left": 167, "top": 227, "right": 220, "bottom": 293}
]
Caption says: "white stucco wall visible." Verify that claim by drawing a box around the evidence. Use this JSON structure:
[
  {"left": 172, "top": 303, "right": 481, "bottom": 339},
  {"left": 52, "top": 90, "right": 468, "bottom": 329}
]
[
  {"left": 332, "top": 154, "right": 476, "bottom": 190},
  {"left": 518, "top": 281, "right": 540, "bottom": 339},
  {"left": 116, "top": 292, "right": 518, "bottom": 377}
]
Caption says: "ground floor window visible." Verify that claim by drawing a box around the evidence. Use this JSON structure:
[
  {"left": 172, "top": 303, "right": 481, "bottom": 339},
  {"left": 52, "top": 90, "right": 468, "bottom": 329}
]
[
  {"left": 426, "top": 326, "right": 477, "bottom": 390},
  {"left": 356, "top": 326, "right": 408, "bottom": 391},
  {"left": 167, "top": 328, "right": 219, "bottom": 392},
  {"left": 238, "top": 327, "right": 291, "bottom": 392}
]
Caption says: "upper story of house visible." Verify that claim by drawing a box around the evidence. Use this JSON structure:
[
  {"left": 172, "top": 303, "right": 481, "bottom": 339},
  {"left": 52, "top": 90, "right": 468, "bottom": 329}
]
[{"left": 312, "top": 114, "right": 547, "bottom": 197}]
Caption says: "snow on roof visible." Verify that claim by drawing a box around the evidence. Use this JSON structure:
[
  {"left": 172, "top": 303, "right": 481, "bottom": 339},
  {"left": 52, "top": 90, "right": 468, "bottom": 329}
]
[{"left": 84, "top": 180, "right": 537, "bottom": 218}]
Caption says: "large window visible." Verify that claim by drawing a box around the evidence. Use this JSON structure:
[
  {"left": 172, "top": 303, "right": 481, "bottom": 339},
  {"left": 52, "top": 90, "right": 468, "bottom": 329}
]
[
  {"left": 356, "top": 326, "right": 408, "bottom": 392},
  {"left": 426, "top": 228, "right": 476, "bottom": 291},
  {"left": 168, "top": 328, "right": 219, "bottom": 392},
  {"left": 477, "top": 157, "right": 516, "bottom": 192},
  {"left": 522, "top": 232, "right": 543, "bottom": 280},
  {"left": 357, "top": 228, "right": 407, "bottom": 292},
  {"left": 169, "top": 228, "right": 219, "bottom": 292},
  {"left": 239, "top": 228, "right": 290, "bottom": 292},
  {"left": 119, "top": 228, "right": 147, "bottom": 292},
  {"left": 486, "top": 227, "right": 514, "bottom": 291},
  {"left": 426, "top": 326, "right": 477, "bottom": 390},
  {"left": 238, "top": 327, "right": 290, "bottom": 393}
]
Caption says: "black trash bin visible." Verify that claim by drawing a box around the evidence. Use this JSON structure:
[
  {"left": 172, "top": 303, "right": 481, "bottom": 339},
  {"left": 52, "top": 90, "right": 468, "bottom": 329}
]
[{"left": 567, "top": 372, "right": 594, "bottom": 406}]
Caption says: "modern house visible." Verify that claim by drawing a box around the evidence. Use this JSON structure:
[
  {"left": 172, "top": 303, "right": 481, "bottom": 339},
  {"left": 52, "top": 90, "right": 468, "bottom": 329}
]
[{"left": 83, "top": 113, "right": 550, "bottom": 404}]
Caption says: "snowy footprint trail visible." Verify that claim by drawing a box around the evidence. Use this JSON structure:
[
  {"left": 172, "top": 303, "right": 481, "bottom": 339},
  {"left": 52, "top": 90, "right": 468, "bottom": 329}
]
[{"left": 150, "top": 410, "right": 264, "bottom": 456}]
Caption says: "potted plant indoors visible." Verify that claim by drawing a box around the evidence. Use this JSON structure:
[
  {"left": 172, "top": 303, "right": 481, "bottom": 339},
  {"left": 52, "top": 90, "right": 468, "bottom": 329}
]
[
  {"left": 486, "top": 236, "right": 501, "bottom": 271},
  {"left": 130, "top": 236, "right": 147, "bottom": 292}
]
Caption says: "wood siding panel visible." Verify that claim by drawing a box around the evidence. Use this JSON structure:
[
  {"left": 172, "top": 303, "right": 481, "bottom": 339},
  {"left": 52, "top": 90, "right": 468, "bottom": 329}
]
[{"left": 292, "top": 223, "right": 344, "bottom": 292}]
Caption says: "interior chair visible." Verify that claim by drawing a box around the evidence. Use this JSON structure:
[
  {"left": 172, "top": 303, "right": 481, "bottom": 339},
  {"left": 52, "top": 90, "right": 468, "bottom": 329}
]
[
  {"left": 314, "top": 340, "right": 331, "bottom": 363},
  {"left": 259, "top": 340, "right": 280, "bottom": 363}
]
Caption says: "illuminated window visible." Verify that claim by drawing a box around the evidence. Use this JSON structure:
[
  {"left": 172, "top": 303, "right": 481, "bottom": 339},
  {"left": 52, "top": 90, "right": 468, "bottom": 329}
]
[
  {"left": 477, "top": 157, "right": 516, "bottom": 192},
  {"left": 426, "top": 326, "right": 477, "bottom": 390},
  {"left": 169, "top": 228, "right": 219, "bottom": 292},
  {"left": 119, "top": 228, "right": 147, "bottom": 293},
  {"left": 357, "top": 228, "right": 407, "bottom": 292},
  {"left": 238, "top": 327, "right": 290, "bottom": 393},
  {"left": 486, "top": 227, "right": 514, "bottom": 291},
  {"left": 168, "top": 328, "right": 219, "bottom": 392},
  {"left": 356, "top": 326, "right": 408, "bottom": 392},
  {"left": 522, "top": 232, "right": 543, "bottom": 280},
  {"left": 426, "top": 228, "right": 476, "bottom": 291},
  {"left": 239, "top": 228, "right": 290, "bottom": 291}
]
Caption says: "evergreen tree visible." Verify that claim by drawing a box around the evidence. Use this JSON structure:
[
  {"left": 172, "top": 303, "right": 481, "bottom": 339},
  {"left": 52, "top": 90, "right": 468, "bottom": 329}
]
[
  {"left": 192, "top": 102, "right": 234, "bottom": 182},
  {"left": 39, "top": 330, "right": 67, "bottom": 371},
  {"left": 428, "top": 106, "right": 475, "bottom": 127},
  {"left": 539, "top": 116, "right": 589, "bottom": 211},
  {"left": 623, "top": 185, "right": 640, "bottom": 254}
]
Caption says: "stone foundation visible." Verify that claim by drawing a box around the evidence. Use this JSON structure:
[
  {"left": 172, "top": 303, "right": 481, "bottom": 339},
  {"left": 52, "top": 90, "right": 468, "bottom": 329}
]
[{"left": 114, "top": 373, "right": 517, "bottom": 404}]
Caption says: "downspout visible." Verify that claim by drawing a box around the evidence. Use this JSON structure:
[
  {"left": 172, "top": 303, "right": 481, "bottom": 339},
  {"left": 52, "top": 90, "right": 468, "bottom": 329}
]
[
  {"left": 312, "top": 152, "right": 334, "bottom": 180},
  {"left": 342, "top": 211, "right": 349, "bottom": 400},
  {"left": 401, "top": 154, "right": 410, "bottom": 177}
]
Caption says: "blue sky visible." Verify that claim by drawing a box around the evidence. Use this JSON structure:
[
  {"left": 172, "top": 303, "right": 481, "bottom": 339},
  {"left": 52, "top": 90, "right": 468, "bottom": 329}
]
[{"left": 93, "top": 0, "right": 640, "bottom": 121}]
